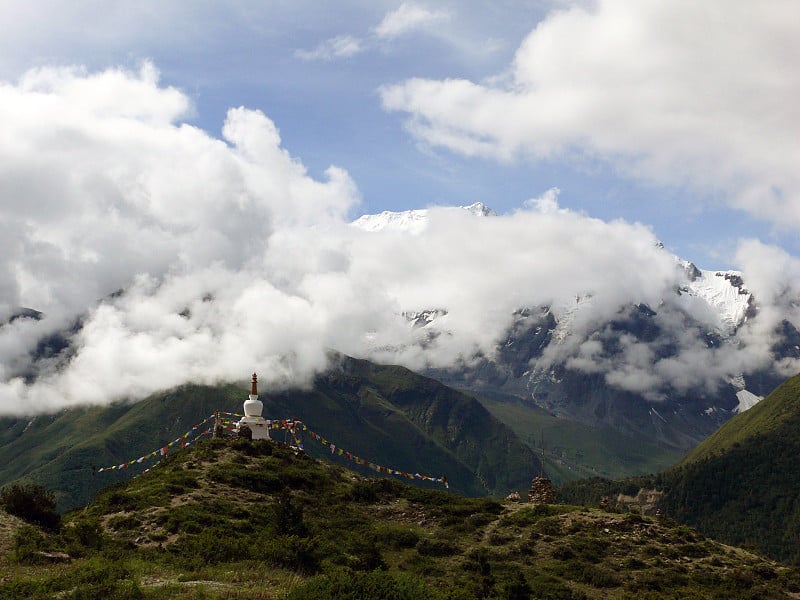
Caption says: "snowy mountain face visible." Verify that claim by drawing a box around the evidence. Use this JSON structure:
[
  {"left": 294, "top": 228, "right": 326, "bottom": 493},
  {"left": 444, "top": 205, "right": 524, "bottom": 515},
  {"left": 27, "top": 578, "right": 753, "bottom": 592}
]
[
  {"left": 351, "top": 204, "right": 798, "bottom": 451},
  {"left": 351, "top": 202, "right": 496, "bottom": 234},
  {"left": 352, "top": 206, "right": 754, "bottom": 342},
  {"left": 680, "top": 263, "right": 754, "bottom": 335}
]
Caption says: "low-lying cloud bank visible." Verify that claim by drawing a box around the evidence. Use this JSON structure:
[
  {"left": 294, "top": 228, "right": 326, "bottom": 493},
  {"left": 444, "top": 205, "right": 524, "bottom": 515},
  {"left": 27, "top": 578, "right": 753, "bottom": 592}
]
[{"left": 0, "top": 64, "right": 798, "bottom": 415}]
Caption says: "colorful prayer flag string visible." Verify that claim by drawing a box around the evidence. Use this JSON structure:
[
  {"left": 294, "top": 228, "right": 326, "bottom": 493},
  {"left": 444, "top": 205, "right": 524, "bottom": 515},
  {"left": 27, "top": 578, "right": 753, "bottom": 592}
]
[
  {"left": 94, "top": 412, "right": 448, "bottom": 489},
  {"left": 275, "top": 419, "right": 448, "bottom": 489},
  {"left": 96, "top": 414, "right": 216, "bottom": 473}
]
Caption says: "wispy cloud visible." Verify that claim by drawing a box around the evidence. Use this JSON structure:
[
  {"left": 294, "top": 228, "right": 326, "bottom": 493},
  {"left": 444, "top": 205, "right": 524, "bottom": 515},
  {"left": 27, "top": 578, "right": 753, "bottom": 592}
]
[
  {"left": 294, "top": 35, "right": 363, "bottom": 62},
  {"left": 373, "top": 3, "right": 450, "bottom": 40},
  {"left": 295, "top": 3, "right": 451, "bottom": 62}
]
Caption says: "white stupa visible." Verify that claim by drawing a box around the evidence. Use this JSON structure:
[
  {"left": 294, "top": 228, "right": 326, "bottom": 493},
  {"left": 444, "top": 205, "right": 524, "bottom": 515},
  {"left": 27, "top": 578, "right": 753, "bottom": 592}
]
[{"left": 237, "top": 373, "right": 270, "bottom": 440}]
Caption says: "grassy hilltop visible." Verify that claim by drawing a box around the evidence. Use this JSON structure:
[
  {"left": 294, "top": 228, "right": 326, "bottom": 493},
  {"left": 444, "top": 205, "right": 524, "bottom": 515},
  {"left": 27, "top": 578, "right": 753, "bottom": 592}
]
[
  {"left": 560, "top": 372, "right": 800, "bottom": 565},
  {"left": 1, "top": 438, "right": 798, "bottom": 599}
]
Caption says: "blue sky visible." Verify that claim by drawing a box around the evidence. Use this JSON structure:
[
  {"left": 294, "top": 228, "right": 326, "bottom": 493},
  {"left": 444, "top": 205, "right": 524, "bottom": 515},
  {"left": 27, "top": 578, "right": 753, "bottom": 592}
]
[{"left": 1, "top": 1, "right": 795, "bottom": 270}]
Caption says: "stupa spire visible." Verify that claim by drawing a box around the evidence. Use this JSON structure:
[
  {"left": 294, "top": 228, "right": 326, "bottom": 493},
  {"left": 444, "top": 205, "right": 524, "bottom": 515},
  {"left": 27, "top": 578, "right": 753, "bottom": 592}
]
[{"left": 239, "top": 371, "right": 269, "bottom": 440}]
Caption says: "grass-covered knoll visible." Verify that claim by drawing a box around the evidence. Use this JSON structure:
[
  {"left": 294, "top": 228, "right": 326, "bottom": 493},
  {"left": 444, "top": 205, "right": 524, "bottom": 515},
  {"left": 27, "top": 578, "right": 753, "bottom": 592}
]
[
  {"left": 1, "top": 438, "right": 798, "bottom": 599},
  {"left": 560, "top": 372, "right": 800, "bottom": 565}
]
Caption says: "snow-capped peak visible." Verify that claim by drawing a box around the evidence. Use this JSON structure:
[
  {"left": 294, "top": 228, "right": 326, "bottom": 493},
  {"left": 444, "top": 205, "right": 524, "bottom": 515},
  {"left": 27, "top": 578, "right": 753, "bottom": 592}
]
[
  {"left": 351, "top": 202, "right": 496, "bottom": 234},
  {"left": 682, "top": 268, "right": 752, "bottom": 334},
  {"left": 351, "top": 208, "right": 430, "bottom": 234},
  {"left": 461, "top": 202, "right": 496, "bottom": 217}
]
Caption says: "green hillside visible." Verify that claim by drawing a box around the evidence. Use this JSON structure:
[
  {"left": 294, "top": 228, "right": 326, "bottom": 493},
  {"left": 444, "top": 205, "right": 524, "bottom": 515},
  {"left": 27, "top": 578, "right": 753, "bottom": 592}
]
[
  {"left": 680, "top": 374, "right": 800, "bottom": 466},
  {"left": 656, "top": 372, "right": 800, "bottom": 563},
  {"left": 560, "top": 372, "right": 800, "bottom": 565},
  {"left": 2, "top": 438, "right": 798, "bottom": 599},
  {"left": 0, "top": 356, "right": 537, "bottom": 510},
  {"left": 476, "top": 394, "right": 682, "bottom": 482}
]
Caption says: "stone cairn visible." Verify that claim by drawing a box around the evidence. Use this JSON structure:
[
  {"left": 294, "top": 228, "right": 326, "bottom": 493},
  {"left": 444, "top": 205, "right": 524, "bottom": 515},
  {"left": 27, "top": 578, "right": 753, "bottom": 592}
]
[{"left": 528, "top": 476, "right": 556, "bottom": 504}]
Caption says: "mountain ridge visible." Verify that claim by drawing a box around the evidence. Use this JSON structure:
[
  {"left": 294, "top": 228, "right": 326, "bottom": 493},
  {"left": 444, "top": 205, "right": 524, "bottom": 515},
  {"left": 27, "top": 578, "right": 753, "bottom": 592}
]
[
  {"left": 0, "top": 355, "right": 538, "bottom": 511},
  {"left": 349, "top": 204, "right": 797, "bottom": 453}
]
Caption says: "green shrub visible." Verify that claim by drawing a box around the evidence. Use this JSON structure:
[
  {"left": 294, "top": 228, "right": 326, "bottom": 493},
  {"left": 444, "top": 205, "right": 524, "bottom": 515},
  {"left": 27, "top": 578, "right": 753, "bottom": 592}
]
[
  {"left": 534, "top": 516, "right": 563, "bottom": 536},
  {"left": 462, "top": 547, "right": 495, "bottom": 598},
  {"left": 274, "top": 488, "right": 307, "bottom": 536},
  {"left": 527, "top": 572, "right": 587, "bottom": 599},
  {"left": 568, "top": 535, "right": 608, "bottom": 563},
  {"left": 677, "top": 542, "right": 710, "bottom": 558},
  {"left": 489, "top": 532, "right": 514, "bottom": 545},
  {"left": 1, "top": 483, "right": 61, "bottom": 531},
  {"left": 252, "top": 535, "right": 320, "bottom": 573},
  {"left": 349, "top": 480, "right": 379, "bottom": 502},
  {"left": 207, "top": 464, "right": 283, "bottom": 493},
  {"left": 551, "top": 546, "right": 575, "bottom": 561},
  {"left": 416, "top": 537, "right": 459, "bottom": 557},
  {"left": 12, "top": 525, "right": 51, "bottom": 564},
  {"left": 396, "top": 551, "right": 436, "bottom": 577},
  {"left": 562, "top": 561, "right": 621, "bottom": 588},
  {"left": 631, "top": 568, "right": 688, "bottom": 592},
  {"left": 55, "top": 555, "right": 143, "bottom": 599},
  {"left": 286, "top": 569, "right": 445, "bottom": 600},
  {"left": 501, "top": 569, "right": 533, "bottom": 600},
  {"left": 460, "top": 512, "right": 495, "bottom": 533},
  {"left": 373, "top": 524, "right": 419, "bottom": 549},
  {"left": 623, "top": 556, "right": 647, "bottom": 570},
  {"left": 101, "top": 490, "right": 139, "bottom": 512},
  {"left": 502, "top": 504, "right": 566, "bottom": 528},
  {"left": 108, "top": 514, "right": 141, "bottom": 531},
  {"left": 347, "top": 536, "right": 387, "bottom": 572},
  {"left": 231, "top": 438, "right": 274, "bottom": 456},
  {"left": 169, "top": 527, "right": 251, "bottom": 565},
  {"left": 62, "top": 517, "right": 105, "bottom": 556},
  {"left": 752, "top": 564, "right": 777, "bottom": 581},
  {"left": 163, "top": 503, "right": 219, "bottom": 534}
]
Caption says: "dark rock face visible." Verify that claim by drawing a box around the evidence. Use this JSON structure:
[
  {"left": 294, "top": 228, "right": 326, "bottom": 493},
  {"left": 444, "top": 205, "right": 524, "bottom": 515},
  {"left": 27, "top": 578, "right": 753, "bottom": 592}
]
[
  {"left": 6, "top": 307, "right": 43, "bottom": 323},
  {"left": 773, "top": 320, "right": 800, "bottom": 359},
  {"left": 427, "top": 298, "right": 797, "bottom": 453}
]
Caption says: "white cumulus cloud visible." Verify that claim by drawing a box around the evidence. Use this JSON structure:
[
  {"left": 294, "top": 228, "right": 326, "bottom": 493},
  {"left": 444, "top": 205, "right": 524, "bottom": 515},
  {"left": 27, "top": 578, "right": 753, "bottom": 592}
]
[
  {"left": 380, "top": 0, "right": 800, "bottom": 229},
  {"left": 1, "top": 62, "right": 798, "bottom": 417},
  {"left": 0, "top": 63, "right": 360, "bottom": 414}
]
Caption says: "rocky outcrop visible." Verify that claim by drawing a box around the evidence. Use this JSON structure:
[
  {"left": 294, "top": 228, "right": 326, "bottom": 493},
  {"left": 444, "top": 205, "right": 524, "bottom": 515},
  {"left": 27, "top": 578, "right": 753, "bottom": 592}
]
[{"left": 528, "top": 477, "right": 556, "bottom": 504}]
